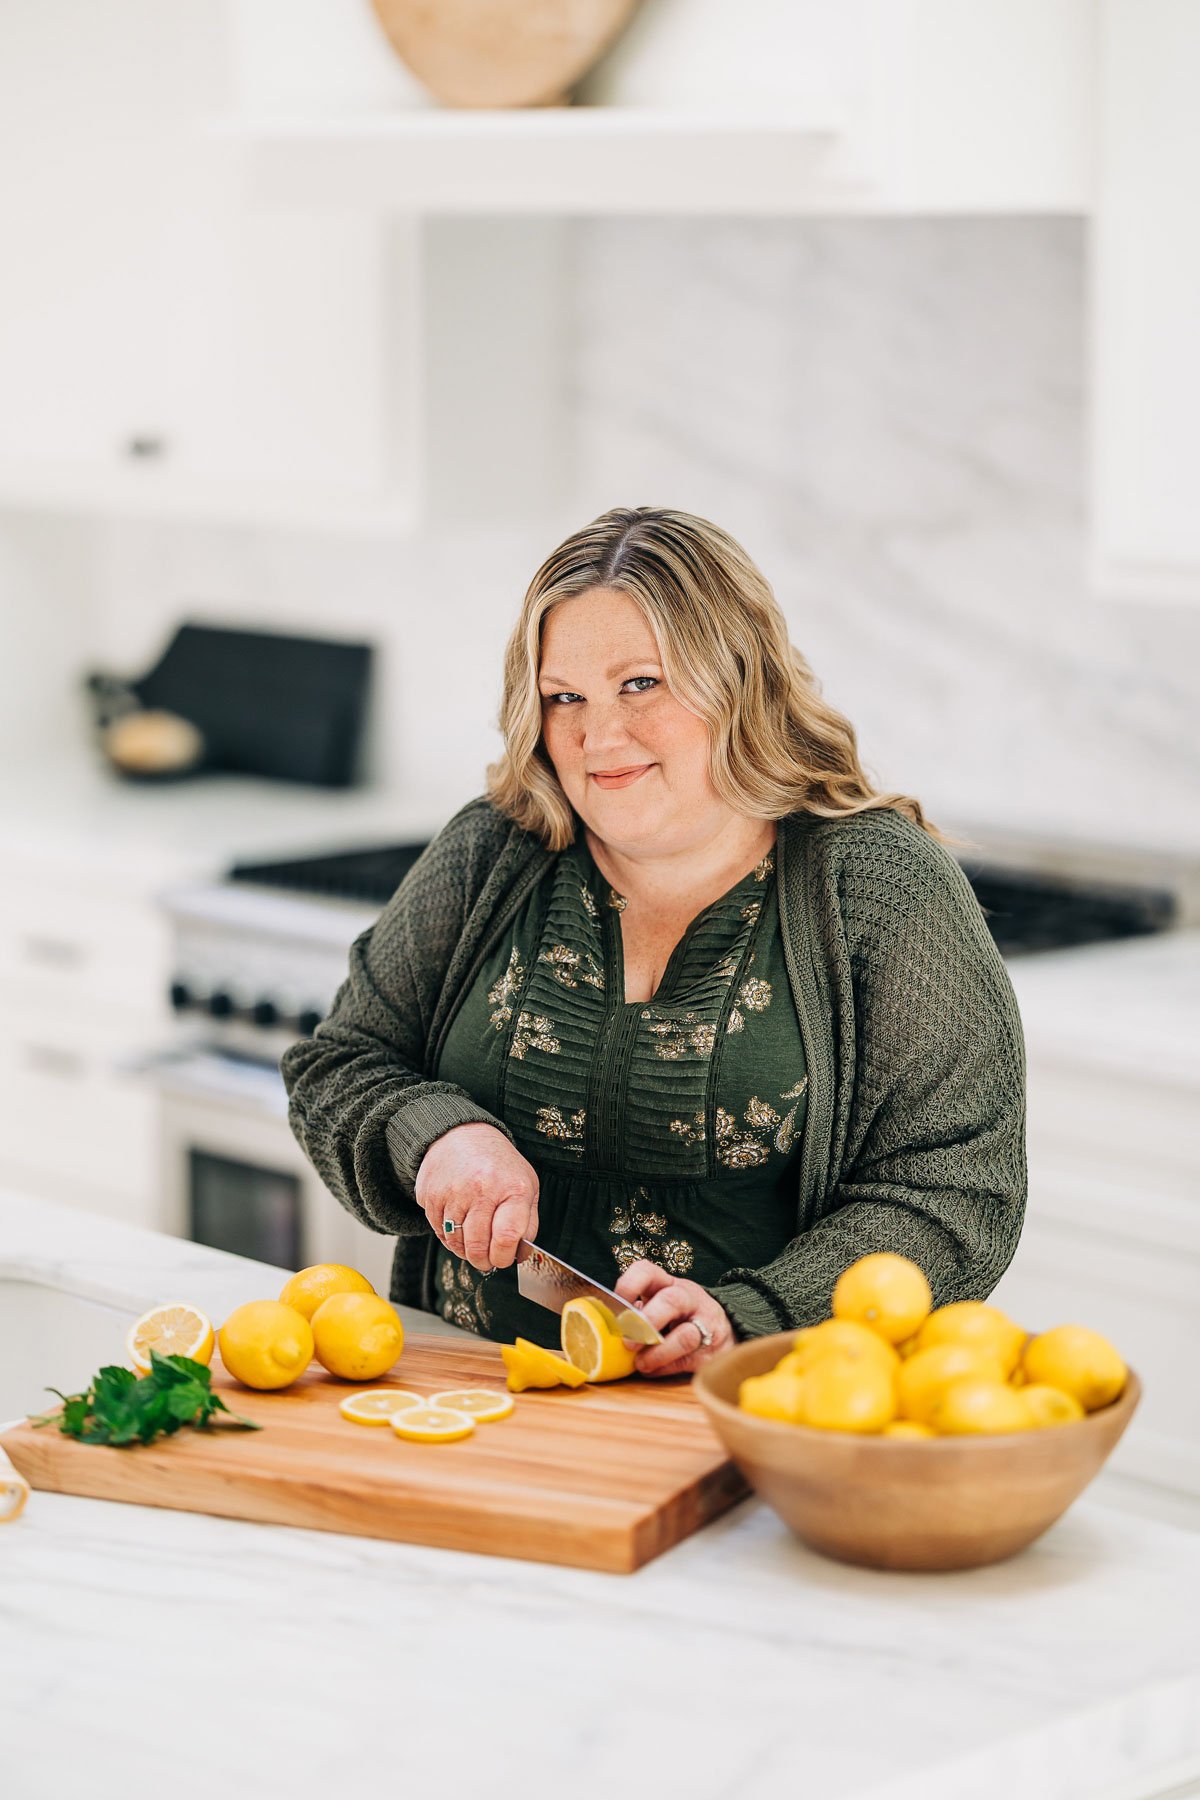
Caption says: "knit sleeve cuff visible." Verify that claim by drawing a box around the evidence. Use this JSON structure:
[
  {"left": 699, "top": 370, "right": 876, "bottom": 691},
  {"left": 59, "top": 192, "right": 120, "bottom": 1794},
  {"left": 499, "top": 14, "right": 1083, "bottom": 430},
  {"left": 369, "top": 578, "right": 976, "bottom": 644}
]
[
  {"left": 708, "top": 1274, "right": 793, "bottom": 1341},
  {"left": 385, "top": 1092, "right": 516, "bottom": 1197}
]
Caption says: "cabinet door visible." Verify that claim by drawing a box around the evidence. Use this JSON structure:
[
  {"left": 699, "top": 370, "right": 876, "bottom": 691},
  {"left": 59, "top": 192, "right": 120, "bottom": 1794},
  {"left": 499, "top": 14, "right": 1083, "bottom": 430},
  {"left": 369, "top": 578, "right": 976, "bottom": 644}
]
[
  {"left": 0, "top": 1004, "right": 160, "bottom": 1226},
  {"left": 0, "top": 0, "right": 403, "bottom": 521},
  {"left": 0, "top": 0, "right": 185, "bottom": 474},
  {"left": 1091, "top": 0, "right": 1200, "bottom": 602}
]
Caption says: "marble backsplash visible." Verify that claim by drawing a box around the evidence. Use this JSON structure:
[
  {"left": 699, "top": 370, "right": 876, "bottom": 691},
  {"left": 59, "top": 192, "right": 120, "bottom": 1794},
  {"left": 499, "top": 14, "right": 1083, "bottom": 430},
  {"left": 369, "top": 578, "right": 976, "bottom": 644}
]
[
  {"left": 566, "top": 217, "right": 1200, "bottom": 856},
  {"left": 55, "top": 216, "right": 1200, "bottom": 858}
]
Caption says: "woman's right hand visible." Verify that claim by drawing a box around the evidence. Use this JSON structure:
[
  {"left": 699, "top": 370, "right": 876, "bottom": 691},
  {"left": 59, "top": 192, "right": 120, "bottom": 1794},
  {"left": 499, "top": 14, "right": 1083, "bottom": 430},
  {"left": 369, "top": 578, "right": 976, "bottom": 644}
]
[{"left": 414, "top": 1122, "right": 540, "bottom": 1273}]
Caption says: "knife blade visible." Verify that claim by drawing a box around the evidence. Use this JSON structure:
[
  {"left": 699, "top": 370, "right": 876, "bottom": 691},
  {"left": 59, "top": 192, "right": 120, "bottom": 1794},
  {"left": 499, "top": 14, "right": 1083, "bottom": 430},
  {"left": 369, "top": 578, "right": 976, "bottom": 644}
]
[{"left": 514, "top": 1239, "right": 663, "bottom": 1345}]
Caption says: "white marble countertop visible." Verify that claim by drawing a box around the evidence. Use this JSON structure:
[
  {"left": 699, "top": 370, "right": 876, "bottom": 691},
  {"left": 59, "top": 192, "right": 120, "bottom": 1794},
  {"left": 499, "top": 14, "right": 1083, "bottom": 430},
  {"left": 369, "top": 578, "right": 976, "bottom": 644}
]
[
  {"left": 1005, "top": 929, "right": 1200, "bottom": 1089},
  {"left": 0, "top": 753, "right": 464, "bottom": 892},
  {"left": 2, "top": 1190, "right": 1199, "bottom": 1800}
]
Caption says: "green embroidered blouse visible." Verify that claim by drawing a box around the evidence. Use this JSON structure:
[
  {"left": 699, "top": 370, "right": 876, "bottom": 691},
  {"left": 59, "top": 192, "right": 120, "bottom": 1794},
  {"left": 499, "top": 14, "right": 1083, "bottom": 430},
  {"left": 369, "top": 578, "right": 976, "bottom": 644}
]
[{"left": 433, "top": 837, "right": 807, "bottom": 1346}]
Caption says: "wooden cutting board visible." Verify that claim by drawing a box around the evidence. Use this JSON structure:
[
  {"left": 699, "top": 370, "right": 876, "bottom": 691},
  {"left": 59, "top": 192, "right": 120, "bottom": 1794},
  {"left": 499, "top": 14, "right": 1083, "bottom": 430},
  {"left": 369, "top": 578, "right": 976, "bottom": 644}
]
[{"left": 0, "top": 1335, "right": 746, "bottom": 1573}]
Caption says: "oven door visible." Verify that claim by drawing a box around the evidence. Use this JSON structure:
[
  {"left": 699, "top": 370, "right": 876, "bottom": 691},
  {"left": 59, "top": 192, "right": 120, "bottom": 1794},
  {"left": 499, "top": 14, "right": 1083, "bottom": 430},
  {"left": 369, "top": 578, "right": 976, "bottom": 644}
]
[{"left": 140, "top": 1047, "right": 395, "bottom": 1292}]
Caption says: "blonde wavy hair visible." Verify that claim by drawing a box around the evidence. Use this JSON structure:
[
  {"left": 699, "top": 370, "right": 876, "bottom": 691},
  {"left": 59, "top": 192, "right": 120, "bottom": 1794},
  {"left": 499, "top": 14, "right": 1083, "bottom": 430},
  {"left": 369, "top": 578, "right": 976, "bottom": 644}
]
[{"left": 487, "top": 506, "right": 967, "bottom": 854}]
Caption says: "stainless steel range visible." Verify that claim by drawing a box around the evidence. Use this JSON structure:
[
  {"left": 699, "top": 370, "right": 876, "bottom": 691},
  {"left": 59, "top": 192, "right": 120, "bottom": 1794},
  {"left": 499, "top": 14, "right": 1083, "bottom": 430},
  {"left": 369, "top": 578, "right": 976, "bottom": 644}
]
[{"left": 141, "top": 842, "right": 431, "bottom": 1283}]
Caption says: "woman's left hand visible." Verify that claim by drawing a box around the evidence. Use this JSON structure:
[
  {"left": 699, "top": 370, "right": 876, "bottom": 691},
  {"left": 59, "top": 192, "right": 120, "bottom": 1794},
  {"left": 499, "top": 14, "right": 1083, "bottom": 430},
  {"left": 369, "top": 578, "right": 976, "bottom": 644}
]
[{"left": 612, "top": 1259, "right": 735, "bottom": 1376}]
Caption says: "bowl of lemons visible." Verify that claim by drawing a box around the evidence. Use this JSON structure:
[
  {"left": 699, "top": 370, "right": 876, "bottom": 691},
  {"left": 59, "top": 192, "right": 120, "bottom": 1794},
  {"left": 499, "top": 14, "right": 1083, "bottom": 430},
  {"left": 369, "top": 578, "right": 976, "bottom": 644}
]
[{"left": 694, "top": 1253, "right": 1140, "bottom": 1571}]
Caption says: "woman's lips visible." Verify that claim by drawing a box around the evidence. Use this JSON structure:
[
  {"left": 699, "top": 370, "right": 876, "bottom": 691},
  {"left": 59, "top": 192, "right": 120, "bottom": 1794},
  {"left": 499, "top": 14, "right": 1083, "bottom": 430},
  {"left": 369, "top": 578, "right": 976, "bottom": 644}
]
[{"left": 590, "top": 764, "right": 654, "bottom": 789}]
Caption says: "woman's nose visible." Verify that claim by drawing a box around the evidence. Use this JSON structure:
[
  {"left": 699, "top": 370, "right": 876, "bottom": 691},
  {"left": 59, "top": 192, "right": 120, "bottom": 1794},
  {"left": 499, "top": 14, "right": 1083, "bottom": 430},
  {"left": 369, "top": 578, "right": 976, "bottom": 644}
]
[{"left": 580, "top": 702, "right": 635, "bottom": 753}]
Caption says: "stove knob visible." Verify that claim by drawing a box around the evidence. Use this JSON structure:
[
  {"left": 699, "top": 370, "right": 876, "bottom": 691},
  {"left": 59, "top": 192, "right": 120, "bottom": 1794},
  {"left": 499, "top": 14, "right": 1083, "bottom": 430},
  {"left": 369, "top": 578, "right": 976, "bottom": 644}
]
[
  {"left": 169, "top": 980, "right": 193, "bottom": 1013},
  {"left": 207, "top": 990, "right": 235, "bottom": 1019},
  {"left": 296, "top": 1008, "right": 322, "bottom": 1037},
  {"left": 252, "top": 998, "right": 280, "bottom": 1028}
]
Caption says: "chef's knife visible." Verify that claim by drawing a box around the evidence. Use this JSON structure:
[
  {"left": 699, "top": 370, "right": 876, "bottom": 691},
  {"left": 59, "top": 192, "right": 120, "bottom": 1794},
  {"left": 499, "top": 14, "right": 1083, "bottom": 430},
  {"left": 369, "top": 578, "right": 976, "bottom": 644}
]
[{"left": 514, "top": 1239, "right": 663, "bottom": 1346}]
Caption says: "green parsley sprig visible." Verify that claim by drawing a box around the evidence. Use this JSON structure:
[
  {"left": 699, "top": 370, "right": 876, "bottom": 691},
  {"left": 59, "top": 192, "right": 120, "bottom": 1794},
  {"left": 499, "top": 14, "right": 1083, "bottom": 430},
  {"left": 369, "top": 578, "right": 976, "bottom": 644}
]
[{"left": 30, "top": 1348, "right": 261, "bottom": 1446}]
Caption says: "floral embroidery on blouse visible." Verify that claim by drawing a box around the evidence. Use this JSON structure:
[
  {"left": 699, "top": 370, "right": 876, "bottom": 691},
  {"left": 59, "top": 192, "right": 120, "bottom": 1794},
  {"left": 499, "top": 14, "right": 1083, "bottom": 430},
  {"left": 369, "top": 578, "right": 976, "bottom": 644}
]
[
  {"left": 647, "top": 1013, "right": 717, "bottom": 1060},
  {"left": 668, "top": 1111, "right": 706, "bottom": 1146},
  {"left": 775, "top": 1076, "right": 809, "bottom": 1154},
  {"left": 437, "top": 1254, "right": 495, "bottom": 1334},
  {"left": 607, "top": 889, "right": 628, "bottom": 913},
  {"left": 580, "top": 884, "right": 599, "bottom": 922},
  {"left": 740, "top": 899, "right": 763, "bottom": 923},
  {"left": 535, "top": 1104, "right": 586, "bottom": 1154},
  {"left": 539, "top": 943, "right": 605, "bottom": 991},
  {"left": 487, "top": 945, "right": 526, "bottom": 1031},
  {"left": 442, "top": 1296, "right": 479, "bottom": 1331},
  {"left": 753, "top": 851, "right": 776, "bottom": 881},
  {"left": 714, "top": 1103, "right": 772, "bottom": 1169},
  {"left": 510, "top": 1011, "right": 560, "bottom": 1059},
  {"left": 609, "top": 1189, "right": 695, "bottom": 1276},
  {"left": 713, "top": 1077, "right": 808, "bottom": 1167},
  {"left": 727, "top": 964, "right": 773, "bottom": 1035}
]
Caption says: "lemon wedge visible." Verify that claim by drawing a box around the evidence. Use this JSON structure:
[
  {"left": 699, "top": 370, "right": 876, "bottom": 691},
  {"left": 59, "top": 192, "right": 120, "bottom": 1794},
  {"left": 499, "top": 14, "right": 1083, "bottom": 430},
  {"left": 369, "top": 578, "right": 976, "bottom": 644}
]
[
  {"left": 506, "top": 1338, "right": 588, "bottom": 1391},
  {"left": 561, "top": 1298, "right": 637, "bottom": 1382},
  {"left": 428, "top": 1389, "right": 514, "bottom": 1423},
  {"left": 338, "top": 1389, "right": 426, "bottom": 1425},
  {"left": 127, "top": 1303, "right": 214, "bottom": 1376},
  {"left": 389, "top": 1407, "right": 475, "bottom": 1443}
]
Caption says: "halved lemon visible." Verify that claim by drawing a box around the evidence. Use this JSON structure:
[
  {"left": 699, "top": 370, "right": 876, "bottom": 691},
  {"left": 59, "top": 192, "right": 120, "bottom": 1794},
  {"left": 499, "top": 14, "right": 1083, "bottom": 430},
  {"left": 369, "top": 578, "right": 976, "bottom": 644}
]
[
  {"left": 561, "top": 1298, "right": 637, "bottom": 1382},
  {"left": 389, "top": 1407, "right": 475, "bottom": 1443},
  {"left": 428, "top": 1388, "right": 514, "bottom": 1423},
  {"left": 338, "top": 1389, "right": 426, "bottom": 1426},
  {"left": 127, "top": 1303, "right": 214, "bottom": 1376}
]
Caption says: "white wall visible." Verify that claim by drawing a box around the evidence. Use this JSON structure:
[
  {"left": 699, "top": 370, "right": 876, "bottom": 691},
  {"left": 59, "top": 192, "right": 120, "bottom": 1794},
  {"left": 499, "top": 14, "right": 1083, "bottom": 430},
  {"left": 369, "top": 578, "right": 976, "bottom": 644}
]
[{"left": 9, "top": 213, "right": 1197, "bottom": 853}]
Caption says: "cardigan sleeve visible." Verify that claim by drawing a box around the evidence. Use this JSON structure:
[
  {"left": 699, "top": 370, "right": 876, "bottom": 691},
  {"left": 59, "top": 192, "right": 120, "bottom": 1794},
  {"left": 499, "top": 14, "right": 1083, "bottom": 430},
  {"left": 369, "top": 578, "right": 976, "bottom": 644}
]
[
  {"left": 279, "top": 799, "right": 517, "bottom": 1239},
  {"left": 710, "top": 815, "right": 1028, "bottom": 1337}
]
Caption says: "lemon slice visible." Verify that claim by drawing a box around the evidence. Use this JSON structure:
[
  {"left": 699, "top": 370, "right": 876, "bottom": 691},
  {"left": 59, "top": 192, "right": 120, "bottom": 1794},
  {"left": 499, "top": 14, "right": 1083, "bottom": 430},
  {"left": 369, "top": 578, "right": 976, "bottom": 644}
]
[
  {"left": 428, "top": 1388, "right": 514, "bottom": 1423},
  {"left": 389, "top": 1407, "right": 475, "bottom": 1443},
  {"left": 127, "top": 1303, "right": 215, "bottom": 1376},
  {"left": 338, "top": 1389, "right": 426, "bottom": 1425},
  {"left": 561, "top": 1298, "right": 637, "bottom": 1382}
]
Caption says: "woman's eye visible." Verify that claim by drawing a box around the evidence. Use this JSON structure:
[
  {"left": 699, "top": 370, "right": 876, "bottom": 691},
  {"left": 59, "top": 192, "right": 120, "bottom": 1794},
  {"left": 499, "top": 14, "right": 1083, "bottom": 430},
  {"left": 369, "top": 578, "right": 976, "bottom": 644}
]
[{"left": 542, "top": 677, "right": 659, "bottom": 706}]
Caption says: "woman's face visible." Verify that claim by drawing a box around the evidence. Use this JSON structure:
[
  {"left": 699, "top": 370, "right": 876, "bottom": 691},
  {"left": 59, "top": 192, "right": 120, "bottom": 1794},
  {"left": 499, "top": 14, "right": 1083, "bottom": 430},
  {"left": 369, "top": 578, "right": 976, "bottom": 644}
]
[{"left": 537, "top": 588, "right": 724, "bottom": 855}]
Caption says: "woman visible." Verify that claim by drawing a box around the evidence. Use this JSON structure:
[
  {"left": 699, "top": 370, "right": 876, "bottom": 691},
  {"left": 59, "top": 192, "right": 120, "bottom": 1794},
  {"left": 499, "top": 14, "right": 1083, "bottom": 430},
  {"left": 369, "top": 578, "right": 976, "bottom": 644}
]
[{"left": 281, "top": 507, "right": 1026, "bottom": 1377}]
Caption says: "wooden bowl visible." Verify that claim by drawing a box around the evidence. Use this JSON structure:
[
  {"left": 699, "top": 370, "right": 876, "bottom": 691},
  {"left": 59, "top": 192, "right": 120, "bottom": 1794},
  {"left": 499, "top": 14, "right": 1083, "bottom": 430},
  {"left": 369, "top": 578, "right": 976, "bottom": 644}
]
[
  {"left": 369, "top": 0, "right": 642, "bottom": 109},
  {"left": 694, "top": 1333, "right": 1142, "bottom": 1572}
]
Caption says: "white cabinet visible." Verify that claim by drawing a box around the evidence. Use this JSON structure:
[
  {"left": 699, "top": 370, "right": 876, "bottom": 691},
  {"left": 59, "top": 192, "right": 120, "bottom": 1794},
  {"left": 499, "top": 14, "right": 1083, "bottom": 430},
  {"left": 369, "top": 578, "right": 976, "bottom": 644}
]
[
  {"left": 0, "top": 0, "right": 416, "bottom": 530},
  {"left": 0, "top": 862, "right": 172, "bottom": 1228},
  {"left": 1090, "top": 0, "right": 1200, "bottom": 604},
  {"left": 992, "top": 1175, "right": 1200, "bottom": 1502},
  {"left": 999, "top": 935, "right": 1200, "bottom": 1505}
]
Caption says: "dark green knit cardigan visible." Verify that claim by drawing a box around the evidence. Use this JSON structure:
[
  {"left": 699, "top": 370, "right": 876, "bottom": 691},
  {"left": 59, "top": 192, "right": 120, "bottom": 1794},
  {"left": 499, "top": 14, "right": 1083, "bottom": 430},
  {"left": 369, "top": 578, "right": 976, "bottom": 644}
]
[{"left": 280, "top": 796, "right": 1027, "bottom": 1339}]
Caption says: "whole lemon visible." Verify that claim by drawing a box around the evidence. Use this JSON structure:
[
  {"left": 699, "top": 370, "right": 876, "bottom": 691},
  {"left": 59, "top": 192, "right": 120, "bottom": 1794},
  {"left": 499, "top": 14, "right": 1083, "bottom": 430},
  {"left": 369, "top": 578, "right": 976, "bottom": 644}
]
[
  {"left": 311, "top": 1292, "right": 405, "bottom": 1381},
  {"left": 832, "top": 1254, "right": 932, "bottom": 1345},
  {"left": 278, "top": 1262, "right": 374, "bottom": 1322},
  {"left": 1022, "top": 1325, "right": 1126, "bottom": 1411},
  {"left": 898, "top": 1343, "right": 1006, "bottom": 1424},
  {"left": 800, "top": 1353, "right": 896, "bottom": 1433},
  {"left": 932, "top": 1377, "right": 1033, "bottom": 1436},
  {"left": 738, "top": 1370, "right": 808, "bottom": 1423},
  {"left": 779, "top": 1319, "right": 901, "bottom": 1378},
  {"left": 1021, "top": 1383, "right": 1086, "bottom": 1428},
  {"left": 915, "top": 1301, "right": 1026, "bottom": 1376},
  {"left": 219, "top": 1300, "right": 314, "bottom": 1390}
]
